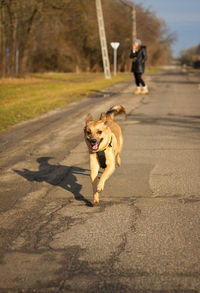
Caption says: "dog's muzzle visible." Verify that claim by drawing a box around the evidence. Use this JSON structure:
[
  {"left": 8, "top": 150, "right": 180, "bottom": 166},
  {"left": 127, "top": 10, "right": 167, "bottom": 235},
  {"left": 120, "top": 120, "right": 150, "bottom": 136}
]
[{"left": 88, "top": 138, "right": 103, "bottom": 151}]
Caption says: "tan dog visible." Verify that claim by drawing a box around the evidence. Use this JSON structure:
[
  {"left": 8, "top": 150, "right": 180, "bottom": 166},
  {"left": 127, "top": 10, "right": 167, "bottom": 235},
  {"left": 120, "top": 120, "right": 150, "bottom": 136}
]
[{"left": 84, "top": 105, "right": 126, "bottom": 205}]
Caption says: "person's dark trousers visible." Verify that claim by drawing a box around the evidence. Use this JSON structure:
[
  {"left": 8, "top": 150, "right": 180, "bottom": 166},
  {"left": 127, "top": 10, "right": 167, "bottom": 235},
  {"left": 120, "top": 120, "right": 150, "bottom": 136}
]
[{"left": 134, "top": 72, "right": 145, "bottom": 87}]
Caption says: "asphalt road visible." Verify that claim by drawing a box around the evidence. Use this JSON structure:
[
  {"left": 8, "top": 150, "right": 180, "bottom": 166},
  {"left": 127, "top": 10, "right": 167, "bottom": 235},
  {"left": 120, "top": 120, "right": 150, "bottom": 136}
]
[{"left": 0, "top": 69, "right": 200, "bottom": 293}]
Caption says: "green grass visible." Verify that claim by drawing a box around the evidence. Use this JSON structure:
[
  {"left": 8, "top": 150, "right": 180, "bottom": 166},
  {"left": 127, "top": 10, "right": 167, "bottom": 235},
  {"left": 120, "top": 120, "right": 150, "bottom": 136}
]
[
  {"left": 0, "top": 73, "right": 131, "bottom": 131},
  {"left": 146, "top": 67, "right": 162, "bottom": 74},
  {"left": 188, "top": 68, "right": 200, "bottom": 73}
]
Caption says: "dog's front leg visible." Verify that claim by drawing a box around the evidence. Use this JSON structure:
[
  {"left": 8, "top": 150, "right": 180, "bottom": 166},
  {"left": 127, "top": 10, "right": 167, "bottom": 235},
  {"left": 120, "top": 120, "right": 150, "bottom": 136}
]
[
  {"left": 89, "top": 153, "right": 100, "bottom": 205},
  {"left": 97, "top": 151, "right": 115, "bottom": 193}
]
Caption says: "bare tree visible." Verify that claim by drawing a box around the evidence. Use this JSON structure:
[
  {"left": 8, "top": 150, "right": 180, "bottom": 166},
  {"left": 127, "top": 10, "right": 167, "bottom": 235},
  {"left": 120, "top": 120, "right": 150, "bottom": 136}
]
[{"left": 0, "top": 0, "right": 175, "bottom": 76}]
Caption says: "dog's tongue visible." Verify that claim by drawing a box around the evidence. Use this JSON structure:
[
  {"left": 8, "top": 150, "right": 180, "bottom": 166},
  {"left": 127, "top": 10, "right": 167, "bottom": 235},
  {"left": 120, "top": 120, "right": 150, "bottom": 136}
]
[{"left": 92, "top": 144, "right": 98, "bottom": 150}]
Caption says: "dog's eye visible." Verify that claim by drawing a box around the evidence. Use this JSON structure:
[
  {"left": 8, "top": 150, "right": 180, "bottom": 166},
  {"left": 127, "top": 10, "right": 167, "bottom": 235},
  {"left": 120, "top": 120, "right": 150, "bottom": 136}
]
[
  {"left": 97, "top": 130, "right": 102, "bottom": 135},
  {"left": 86, "top": 130, "right": 91, "bottom": 135}
]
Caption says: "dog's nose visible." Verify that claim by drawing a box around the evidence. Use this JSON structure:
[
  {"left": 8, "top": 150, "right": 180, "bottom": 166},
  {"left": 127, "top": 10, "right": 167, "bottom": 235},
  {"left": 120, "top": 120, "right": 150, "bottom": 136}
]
[{"left": 90, "top": 139, "right": 97, "bottom": 145}]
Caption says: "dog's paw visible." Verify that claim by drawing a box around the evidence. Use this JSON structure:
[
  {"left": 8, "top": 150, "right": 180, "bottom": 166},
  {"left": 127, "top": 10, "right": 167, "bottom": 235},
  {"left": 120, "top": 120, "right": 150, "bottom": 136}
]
[
  {"left": 93, "top": 193, "right": 99, "bottom": 205},
  {"left": 97, "top": 182, "right": 104, "bottom": 193},
  {"left": 93, "top": 199, "right": 99, "bottom": 205}
]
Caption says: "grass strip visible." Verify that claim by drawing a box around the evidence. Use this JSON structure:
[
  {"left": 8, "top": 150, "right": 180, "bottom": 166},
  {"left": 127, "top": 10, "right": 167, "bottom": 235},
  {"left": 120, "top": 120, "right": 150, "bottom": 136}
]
[{"left": 0, "top": 73, "right": 131, "bottom": 131}]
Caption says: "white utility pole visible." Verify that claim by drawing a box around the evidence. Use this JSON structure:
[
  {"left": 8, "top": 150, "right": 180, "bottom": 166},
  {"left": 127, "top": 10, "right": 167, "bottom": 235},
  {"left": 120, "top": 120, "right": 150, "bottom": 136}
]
[
  {"left": 110, "top": 42, "right": 120, "bottom": 76},
  {"left": 16, "top": 49, "right": 19, "bottom": 75},
  {"left": 132, "top": 6, "right": 136, "bottom": 42},
  {"left": 96, "top": 0, "right": 111, "bottom": 79},
  {"left": 119, "top": 0, "right": 137, "bottom": 42}
]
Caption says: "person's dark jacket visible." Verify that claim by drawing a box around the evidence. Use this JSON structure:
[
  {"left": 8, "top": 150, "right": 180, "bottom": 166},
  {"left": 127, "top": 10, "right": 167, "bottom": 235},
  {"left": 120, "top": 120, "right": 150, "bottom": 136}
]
[{"left": 130, "top": 46, "right": 147, "bottom": 73}]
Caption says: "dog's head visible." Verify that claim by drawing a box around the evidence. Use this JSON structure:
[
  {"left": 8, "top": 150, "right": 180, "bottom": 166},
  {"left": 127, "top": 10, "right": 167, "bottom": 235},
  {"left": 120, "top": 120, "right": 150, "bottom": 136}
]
[{"left": 84, "top": 113, "right": 111, "bottom": 152}]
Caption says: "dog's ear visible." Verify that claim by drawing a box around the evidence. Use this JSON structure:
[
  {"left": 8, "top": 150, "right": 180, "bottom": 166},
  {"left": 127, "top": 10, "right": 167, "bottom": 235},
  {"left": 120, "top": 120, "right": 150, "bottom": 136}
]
[
  {"left": 85, "top": 113, "right": 93, "bottom": 124},
  {"left": 100, "top": 112, "right": 107, "bottom": 123}
]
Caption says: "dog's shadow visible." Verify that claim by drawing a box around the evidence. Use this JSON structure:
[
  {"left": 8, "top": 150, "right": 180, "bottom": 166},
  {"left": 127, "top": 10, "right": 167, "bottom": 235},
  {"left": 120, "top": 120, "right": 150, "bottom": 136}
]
[{"left": 14, "top": 157, "right": 93, "bottom": 207}]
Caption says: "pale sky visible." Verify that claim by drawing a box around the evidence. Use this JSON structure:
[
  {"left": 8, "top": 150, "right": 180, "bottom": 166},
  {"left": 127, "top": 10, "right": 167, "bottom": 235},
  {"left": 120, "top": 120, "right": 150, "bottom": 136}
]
[{"left": 131, "top": 0, "right": 200, "bottom": 57}]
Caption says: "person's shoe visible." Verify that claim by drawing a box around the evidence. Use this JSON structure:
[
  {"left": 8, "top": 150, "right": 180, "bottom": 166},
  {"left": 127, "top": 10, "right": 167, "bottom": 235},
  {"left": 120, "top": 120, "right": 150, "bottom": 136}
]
[
  {"left": 134, "top": 87, "right": 141, "bottom": 94},
  {"left": 142, "top": 86, "right": 149, "bottom": 94}
]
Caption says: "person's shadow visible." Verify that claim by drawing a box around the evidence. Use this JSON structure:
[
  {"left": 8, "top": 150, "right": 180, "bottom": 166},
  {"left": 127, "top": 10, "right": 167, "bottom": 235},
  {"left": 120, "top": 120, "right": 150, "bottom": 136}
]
[{"left": 14, "top": 157, "right": 93, "bottom": 207}]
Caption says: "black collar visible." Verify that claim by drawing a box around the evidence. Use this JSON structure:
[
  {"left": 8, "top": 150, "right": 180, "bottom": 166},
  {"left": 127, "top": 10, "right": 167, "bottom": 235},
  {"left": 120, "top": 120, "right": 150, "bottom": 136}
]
[{"left": 108, "top": 137, "right": 112, "bottom": 148}]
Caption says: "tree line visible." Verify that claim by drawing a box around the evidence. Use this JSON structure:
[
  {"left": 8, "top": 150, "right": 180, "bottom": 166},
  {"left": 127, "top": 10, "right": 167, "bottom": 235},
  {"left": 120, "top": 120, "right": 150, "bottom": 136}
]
[
  {"left": 0, "top": 0, "right": 175, "bottom": 76},
  {"left": 179, "top": 44, "right": 200, "bottom": 68}
]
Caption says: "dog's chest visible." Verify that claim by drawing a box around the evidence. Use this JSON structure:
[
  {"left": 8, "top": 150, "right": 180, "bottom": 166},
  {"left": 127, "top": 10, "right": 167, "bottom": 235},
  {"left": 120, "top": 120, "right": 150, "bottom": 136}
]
[{"left": 97, "top": 138, "right": 112, "bottom": 169}]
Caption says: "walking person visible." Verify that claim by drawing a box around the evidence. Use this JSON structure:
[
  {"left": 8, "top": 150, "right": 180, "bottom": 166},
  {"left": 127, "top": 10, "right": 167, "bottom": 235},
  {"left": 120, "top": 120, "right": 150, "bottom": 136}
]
[{"left": 130, "top": 39, "right": 148, "bottom": 94}]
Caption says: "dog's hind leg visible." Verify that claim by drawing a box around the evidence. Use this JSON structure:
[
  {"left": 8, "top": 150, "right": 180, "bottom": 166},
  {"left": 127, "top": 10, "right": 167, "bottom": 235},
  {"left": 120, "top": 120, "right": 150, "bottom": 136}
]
[
  {"left": 90, "top": 153, "right": 100, "bottom": 205},
  {"left": 116, "top": 153, "right": 121, "bottom": 167}
]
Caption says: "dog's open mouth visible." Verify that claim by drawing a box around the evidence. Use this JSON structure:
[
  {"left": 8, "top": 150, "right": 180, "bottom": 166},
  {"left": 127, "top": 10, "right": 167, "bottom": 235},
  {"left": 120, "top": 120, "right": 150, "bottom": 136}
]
[
  {"left": 92, "top": 143, "right": 99, "bottom": 151},
  {"left": 90, "top": 138, "right": 103, "bottom": 151}
]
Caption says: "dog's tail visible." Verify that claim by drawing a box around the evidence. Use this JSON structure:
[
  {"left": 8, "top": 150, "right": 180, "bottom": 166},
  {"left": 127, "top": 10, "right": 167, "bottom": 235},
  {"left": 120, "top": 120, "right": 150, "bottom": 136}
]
[{"left": 106, "top": 105, "right": 126, "bottom": 119}]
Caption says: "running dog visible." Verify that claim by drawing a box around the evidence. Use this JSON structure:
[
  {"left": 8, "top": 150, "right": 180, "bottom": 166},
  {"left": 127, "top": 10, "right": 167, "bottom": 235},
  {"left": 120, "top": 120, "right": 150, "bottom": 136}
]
[{"left": 84, "top": 105, "right": 126, "bottom": 205}]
